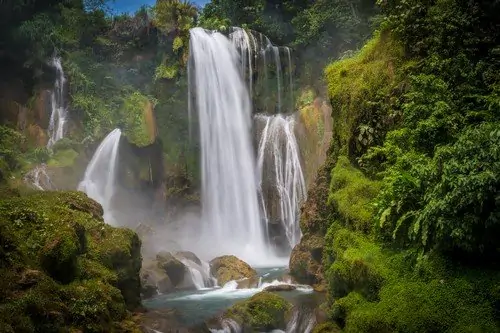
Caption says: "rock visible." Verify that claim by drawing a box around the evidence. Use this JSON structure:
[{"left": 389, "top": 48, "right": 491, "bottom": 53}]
[
  {"left": 219, "top": 291, "right": 292, "bottom": 331},
  {"left": 175, "top": 251, "right": 202, "bottom": 265},
  {"left": 289, "top": 234, "right": 325, "bottom": 290},
  {"left": 210, "top": 255, "right": 257, "bottom": 286},
  {"left": 236, "top": 276, "right": 260, "bottom": 289},
  {"left": 140, "top": 262, "right": 174, "bottom": 297},
  {"left": 140, "top": 308, "right": 212, "bottom": 333},
  {"left": 264, "top": 284, "right": 297, "bottom": 292},
  {"left": 156, "top": 251, "right": 187, "bottom": 286}
]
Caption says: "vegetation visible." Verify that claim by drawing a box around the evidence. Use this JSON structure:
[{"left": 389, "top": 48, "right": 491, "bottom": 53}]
[
  {"left": 0, "top": 191, "right": 142, "bottom": 332},
  {"left": 287, "top": 0, "right": 500, "bottom": 332}
]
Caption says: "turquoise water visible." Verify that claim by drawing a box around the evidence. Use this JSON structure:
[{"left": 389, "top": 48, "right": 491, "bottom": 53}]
[{"left": 142, "top": 267, "right": 315, "bottom": 326}]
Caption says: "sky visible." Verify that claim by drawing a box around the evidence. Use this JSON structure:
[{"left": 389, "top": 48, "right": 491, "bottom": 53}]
[{"left": 108, "top": 0, "right": 209, "bottom": 14}]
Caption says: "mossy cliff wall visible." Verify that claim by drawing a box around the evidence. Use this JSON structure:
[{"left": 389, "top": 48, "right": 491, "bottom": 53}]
[
  {"left": 290, "top": 29, "right": 500, "bottom": 332},
  {"left": 0, "top": 191, "right": 142, "bottom": 332}
]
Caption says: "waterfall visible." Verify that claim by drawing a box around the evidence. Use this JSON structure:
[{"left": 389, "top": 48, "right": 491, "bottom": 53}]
[
  {"left": 229, "top": 27, "right": 293, "bottom": 114},
  {"left": 178, "top": 257, "right": 216, "bottom": 290},
  {"left": 24, "top": 164, "right": 55, "bottom": 191},
  {"left": 256, "top": 114, "right": 306, "bottom": 249},
  {"left": 188, "top": 27, "right": 275, "bottom": 265},
  {"left": 47, "top": 57, "right": 68, "bottom": 148},
  {"left": 78, "top": 129, "right": 121, "bottom": 224},
  {"left": 285, "top": 308, "right": 316, "bottom": 333},
  {"left": 209, "top": 319, "right": 241, "bottom": 333}
]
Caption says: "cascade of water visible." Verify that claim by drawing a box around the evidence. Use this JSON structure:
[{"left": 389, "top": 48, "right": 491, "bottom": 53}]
[
  {"left": 229, "top": 27, "right": 292, "bottom": 114},
  {"left": 189, "top": 27, "right": 277, "bottom": 265},
  {"left": 47, "top": 57, "right": 68, "bottom": 148},
  {"left": 178, "top": 257, "right": 216, "bottom": 290},
  {"left": 24, "top": 164, "right": 55, "bottom": 191},
  {"left": 256, "top": 114, "right": 306, "bottom": 249},
  {"left": 285, "top": 308, "right": 316, "bottom": 333},
  {"left": 78, "top": 129, "right": 121, "bottom": 224},
  {"left": 209, "top": 318, "right": 241, "bottom": 333}
]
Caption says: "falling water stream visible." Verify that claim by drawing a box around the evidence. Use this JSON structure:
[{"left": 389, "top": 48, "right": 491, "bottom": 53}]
[
  {"left": 256, "top": 114, "right": 307, "bottom": 249},
  {"left": 47, "top": 57, "right": 68, "bottom": 148},
  {"left": 188, "top": 27, "right": 278, "bottom": 266},
  {"left": 78, "top": 128, "right": 121, "bottom": 224}
]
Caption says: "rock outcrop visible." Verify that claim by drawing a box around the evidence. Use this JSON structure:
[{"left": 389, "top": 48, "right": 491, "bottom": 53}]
[
  {"left": 0, "top": 191, "right": 142, "bottom": 332},
  {"left": 209, "top": 255, "right": 257, "bottom": 286},
  {"left": 263, "top": 284, "right": 297, "bottom": 292},
  {"left": 289, "top": 153, "right": 335, "bottom": 291},
  {"left": 218, "top": 291, "right": 292, "bottom": 332}
]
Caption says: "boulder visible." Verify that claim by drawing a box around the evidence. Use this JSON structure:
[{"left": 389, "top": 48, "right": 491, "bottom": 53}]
[
  {"left": 235, "top": 276, "right": 260, "bottom": 289},
  {"left": 140, "top": 261, "right": 174, "bottom": 298},
  {"left": 156, "top": 251, "right": 187, "bottom": 286},
  {"left": 219, "top": 291, "right": 292, "bottom": 331},
  {"left": 175, "top": 251, "right": 202, "bottom": 265},
  {"left": 264, "top": 284, "right": 297, "bottom": 292},
  {"left": 289, "top": 234, "right": 325, "bottom": 291},
  {"left": 210, "top": 255, "right": 257, "bottom": 286}
]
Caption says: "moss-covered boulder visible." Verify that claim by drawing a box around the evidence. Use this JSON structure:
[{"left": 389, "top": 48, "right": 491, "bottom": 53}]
[
  {"left": 222, "top": 291, "right": 292, "bottom": 332},
  {"left": 210, "top": 255, "right": 257, "bottom": 286},
  {"left": 0, "top": 191, "right": 142, "bottom": 332}
]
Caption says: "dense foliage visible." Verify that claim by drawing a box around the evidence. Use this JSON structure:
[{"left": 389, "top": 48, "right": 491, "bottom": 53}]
[{"left": 299, "top": 0, "right": 500, "bottom": 331}]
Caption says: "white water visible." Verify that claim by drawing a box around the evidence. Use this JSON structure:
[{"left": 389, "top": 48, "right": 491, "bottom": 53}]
[
  {"left": 178, "top": 257, "right": 216, "bottom": 290},
  {"left": 209, "top": 318, "right": 241, "bottom": 333},
  {"left": 229, "top": 27, "right": 292, "bottom": 114},
  {"left": 256, "top": 114, "right": 307, "bottom": 248},
  {"left": 188, "top": 27, "right": 279, "bottom": 265},
  {"left": 24, "top": 164, "right": 54, "bottom": 191},
  {"left": 78, "top": 129, "right": 121, "bottom": 224},
  {"left": 285, "top": 308, "right": 316, "bottom": 333},
  {"left": 47, "top": 57, "right": 67, "bottom": 148},
  {"left": 171, "top": 279, "right": 313, "bottom": 301}
]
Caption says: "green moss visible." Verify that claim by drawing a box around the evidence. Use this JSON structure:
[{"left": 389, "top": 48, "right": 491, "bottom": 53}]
[
  {"left": 62, "top": 279, "right": 127, "bottom": 333},
  {"left": 47, "top": 148, "right": 79, "bottom": 168},
  {"left": 324, "top": 226, "right": 392, "bottom": 301},
  {"left": 224, "top": 291, "right": 292, "bottom": 331},
  {"left": 324, "top": 30, "right": 403, "bottom": 160},
  {"left": 343, "top": 279, "right": 498, "bottom": 333},
  {"left": 312, "top": 322, "right": 342, "bottom": 333},
  {"left": 120, "top": 91, "right": 154, "bottom": 147},
  {"left": 328, "top": 156, "right": 381, "bottom": 232},
  {"left": 0, "top": 191, "right": 142, "bottom": 331},
  {"left": 210, "top": 255, "right": 257, "bottom": 286}
]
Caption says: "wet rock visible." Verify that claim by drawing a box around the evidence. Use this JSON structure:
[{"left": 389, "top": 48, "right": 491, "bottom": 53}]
[
  {"left": 289, "top": 234, "right": 325, "bottom": 291},
  {"left": 156, "top": 251, "right": 186, "bottom": 286},
  {"left": 140, "top": 261, "right": 174, "bottom": 298},
  {"left": 236, "top": 276, "right": 260, "bottom": 289},
  {"left": 210, "top": 255, "right": 257, "bottom": 286},
  {"left": 140, "top": 308, "right": 212, "bottom": 333},
  {"left": 264, "top": 284, "right": 297, "bottom": 292},
  {"left": 175, "top": 251, "right": 202, "bottom": 265}
]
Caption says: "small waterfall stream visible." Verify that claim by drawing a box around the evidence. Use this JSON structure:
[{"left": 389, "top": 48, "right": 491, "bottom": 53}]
[
  {"left": 24, "top": 164, "right": 55, "bottom": 191},
  {"left": 47, "top": 57, "right": 68, "bottom": 148},
  {"left": 78, "top": 129, "right": 121, "bottom": 224},
  {"left": 256, "top": 114, "right": 306, "bottom": 249}
]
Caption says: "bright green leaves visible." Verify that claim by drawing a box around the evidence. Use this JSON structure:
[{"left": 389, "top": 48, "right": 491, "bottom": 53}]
[{"left": 154, "top": 63, "right": 179, "bottom": 80}]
